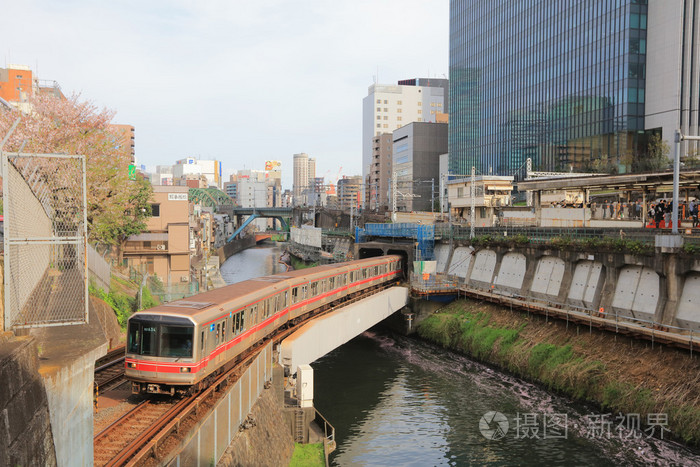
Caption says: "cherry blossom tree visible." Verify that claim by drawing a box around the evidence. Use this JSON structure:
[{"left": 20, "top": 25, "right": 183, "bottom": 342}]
[{"left": 0, "top": 92, "right": 152, "bottom": 260}]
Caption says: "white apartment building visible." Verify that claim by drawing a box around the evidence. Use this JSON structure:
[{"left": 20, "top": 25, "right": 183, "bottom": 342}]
[{"left": 362, "top": 81, "right": 446, "bottom": 207}]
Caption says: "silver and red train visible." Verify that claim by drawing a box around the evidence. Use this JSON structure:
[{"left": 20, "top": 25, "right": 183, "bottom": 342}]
[{"left": 125, "top": 255, "right": 403, "bottom": 395}]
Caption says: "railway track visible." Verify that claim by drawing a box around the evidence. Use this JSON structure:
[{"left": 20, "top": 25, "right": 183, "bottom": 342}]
[
  {"left": 93, "top": 283, "right": 399, "bottom": 466},
  {"left": 95, "top": 345, "right": 126, "bottom": 393}
]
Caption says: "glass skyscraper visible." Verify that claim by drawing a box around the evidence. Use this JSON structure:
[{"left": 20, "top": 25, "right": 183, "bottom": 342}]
[{"left": 449, "top": 0, "right": 650, "bottom": 176}]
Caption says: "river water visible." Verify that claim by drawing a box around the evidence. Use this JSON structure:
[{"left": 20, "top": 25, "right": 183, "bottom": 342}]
[{"left": 222, "top": 245, "right": 700, "bottom": 466}]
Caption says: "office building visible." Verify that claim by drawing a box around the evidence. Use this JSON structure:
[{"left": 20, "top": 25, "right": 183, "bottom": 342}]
[
  {"left": 362, "top": 79, "right": 447, "bottom": 208},
  {"left": 393, "top": 122, "right": 448, "bottom": 212},
  {"left": 338, "top": 175, "right": 363, "bottom": 212},
  {"left": 449, "top": 1, "right": 700, "bottom": 177}
]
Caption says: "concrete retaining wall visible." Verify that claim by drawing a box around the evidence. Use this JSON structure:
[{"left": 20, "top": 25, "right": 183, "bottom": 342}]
[
  {"left": 0, "top": 334, "right": 56, "bottom": 466},
  {"left": 434, "top": 244, "right": 451, "bottom": 274},
  {"left": 448, "top": 246, "right": 474, "bottom": 279},
  {"left": 567, "top": 260, "right": 605, "bottom": 310},
  {"left": 290, "top": 226, "right": 322, "bottom": 248},
  {"left": 494, "top": 252, "right": 527, "bottom": 293},
  {"left": 440, "top": 241, "right": 700, "bottom": 332}
]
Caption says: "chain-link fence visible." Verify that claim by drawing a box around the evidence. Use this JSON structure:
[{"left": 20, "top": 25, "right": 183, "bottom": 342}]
[{"left": 2, "top": 152, "right": 87, "bottom": 329}]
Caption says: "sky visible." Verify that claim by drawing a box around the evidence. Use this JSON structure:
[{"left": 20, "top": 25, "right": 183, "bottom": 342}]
[{"left": 1, "top": 1, "right": 448, "bottom": 190}]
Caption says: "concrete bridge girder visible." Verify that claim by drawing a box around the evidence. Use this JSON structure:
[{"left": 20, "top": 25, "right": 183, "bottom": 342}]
[{"left": 280, "top": 287, "right": 409, "bottom": 373}]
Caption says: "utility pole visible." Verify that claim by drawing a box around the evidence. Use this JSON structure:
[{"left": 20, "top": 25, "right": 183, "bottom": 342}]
[
  {"left": 392, "top": 171, "right": 397, "bottom": 222},
  {"left": 470, "top": 166, "right": 476, "bottom": 239},
  {"left": 674, "top": 130, "right": 700, "bottom": 234}
]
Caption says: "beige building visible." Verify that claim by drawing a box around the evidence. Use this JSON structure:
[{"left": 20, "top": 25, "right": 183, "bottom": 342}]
[
  {"left": 123, "top": 186, "right": 192, "bottom": 285},
  {"left": 448, "top": 176, "right": 514, "bottom": 227}
]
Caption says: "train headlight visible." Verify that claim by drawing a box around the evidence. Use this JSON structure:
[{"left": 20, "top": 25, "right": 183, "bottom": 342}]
[
  {"left": 128, "top": 362, "right": 136, "bottom": 368},
  {"left": 180, "top": 367, "right": 191, "bottom": 373}
]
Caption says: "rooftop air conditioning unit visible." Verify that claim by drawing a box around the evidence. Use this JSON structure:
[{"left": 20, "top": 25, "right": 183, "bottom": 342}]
[{"left": 156, "top": 244, "right": 166, "bottom": 250}]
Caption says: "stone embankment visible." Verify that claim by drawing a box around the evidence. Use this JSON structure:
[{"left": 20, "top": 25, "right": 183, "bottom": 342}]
[{"left": 417, "top": 298, "right": 700, "bottom": 447}]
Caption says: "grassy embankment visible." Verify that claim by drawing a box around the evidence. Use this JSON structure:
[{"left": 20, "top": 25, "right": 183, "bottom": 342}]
[
  {"left": 290, "top": 256, "right": 319, "bottom": 270},
  {"left": 89, "top": 274, "right": 160, "bottom": 329},
  {"left": 417, "top": 299, "right": 700, "bottom": 446},
  {"left": 289, "top": 443, "right": 324, "bottom": 467}
]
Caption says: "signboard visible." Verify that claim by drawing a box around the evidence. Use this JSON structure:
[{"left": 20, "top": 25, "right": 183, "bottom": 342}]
[
  {"left": 128, "top": 164, "right": 136, "bottom": 180},
  {"left": 265, "top": 160, "right": 281, "bottom": 171},
  {"left": 168, "top": 193, "right": 188, "bottom": 201}
]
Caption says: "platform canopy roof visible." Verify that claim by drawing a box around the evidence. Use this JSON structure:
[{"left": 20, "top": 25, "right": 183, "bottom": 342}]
[{"left": 516, "top": 170, "right": 700, "bottom": 192}]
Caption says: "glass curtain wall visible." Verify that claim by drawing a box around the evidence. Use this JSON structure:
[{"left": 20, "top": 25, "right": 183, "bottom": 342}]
[{"left": 449, "top": 0, "right": 648, "bottom": 176}]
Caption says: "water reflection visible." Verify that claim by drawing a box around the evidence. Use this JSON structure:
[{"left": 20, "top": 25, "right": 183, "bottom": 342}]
[
  {"left": 313, "top": 332, "right": 700, "bottom": 467},
  {"left": 220, "top": 244, "right": 287, "bottom": 284}
]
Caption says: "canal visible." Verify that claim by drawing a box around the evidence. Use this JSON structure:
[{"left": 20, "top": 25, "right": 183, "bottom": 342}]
[{"left": 222, "top": 244, "right": 700, "bottom": 466}]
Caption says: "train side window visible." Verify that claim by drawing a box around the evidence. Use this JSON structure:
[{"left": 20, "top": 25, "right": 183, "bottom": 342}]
[
  {"left": 363, "top": 268, "right": 368, "bottom": 279},
  {"left": 241, "top": 311, "right": 245, "bottom": 331},
  {"left": 329, "top": 276, "right": 334, "bottom": 289},
  {"left": 310, "top": 282, "right": 317, "bottom": 296},
  {"left": 201, "top": 331, "right": 205, "bottom": 352},
  {"left": 302, "top": 285, "right": 307, "bottom": 299},
  {"left": 222, "top": 320, "right": 226, "bottom": 341},
  {"left": 350, "top": 271, "right": 354, "bottom": 282},
  {"left": 216, "top": 323, "right": 220, "bottom": 344},
  {"left": 292, "top": 287, "right": 298, "bottom": 303},
  {"left": 284, "top": 291, "right": 288, "bottom": 307}
]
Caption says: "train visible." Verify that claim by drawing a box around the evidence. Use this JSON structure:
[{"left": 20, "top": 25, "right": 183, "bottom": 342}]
[{"left": 125, "top": 255, "right": 403, "bottom": 395}]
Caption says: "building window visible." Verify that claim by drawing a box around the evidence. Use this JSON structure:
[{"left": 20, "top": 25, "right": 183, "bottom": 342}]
[
  {"left": 377, "top": 107, "right": 381, "bottom": 112},
  {"left": 397, "top": 108, "right": 402, "bottom": 113},
  {"left": 383, "top": 100, "right": 388, "bottom": 104},
  {"left": 418, "top": 110, "right": 422, "bottom": 114},
  {"left": 377, "top": 115, "right": 381, "bottom": 120},
  {"left": 383, "top": 116, "right": 388, "bottom": 120},
  {"left": 383, "top": 124, "right": 388, "bottom": 128},
  {"left": 437, "top": 103, "right": 442, "bottom": 107},
  {"left": 376, "top": 99, "right": 381, "bottom": 104},
  {"left": 397, "top": 116, "right": 402, "bottom": 121},
  {"left": 397, "top": 100, "right": 402, "bottom": 105},
  {"left": 417, "top": 102, "right": 422, "bottom": 106},
  {"left": 431, "top": 110, "right": 436, "bottom": 114},
  {"left": 383, "top": 108, "right": 388, "bottom": 112},
  {"left": 431, "top": 103, "right": 435, "bottom": 107},
  {"left": 417, "top": 118, "right": 422, "bottom": 122},
  {"left": 377, "top": 124, "right": 381, "bottom": 128},
  {"left": 457, "top": 187, "right": 464, "bottom": 197},
  {"left": 151, "top": 204, "right": 160, "bottom": 217}
]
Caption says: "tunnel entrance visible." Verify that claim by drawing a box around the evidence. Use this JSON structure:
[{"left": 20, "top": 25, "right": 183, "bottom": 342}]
[{"left": 358, "top": 248, "right": 384, "bottom": 259}]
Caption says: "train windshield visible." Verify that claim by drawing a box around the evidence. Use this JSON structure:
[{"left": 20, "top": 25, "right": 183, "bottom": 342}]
[{"left": 127, "top": 316, "right": 193, "bottom": 358}]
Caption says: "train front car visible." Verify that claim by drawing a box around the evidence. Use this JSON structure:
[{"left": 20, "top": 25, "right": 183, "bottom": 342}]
[{"left": 125, "top": 312, "right": 198, "bottom": 395}]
